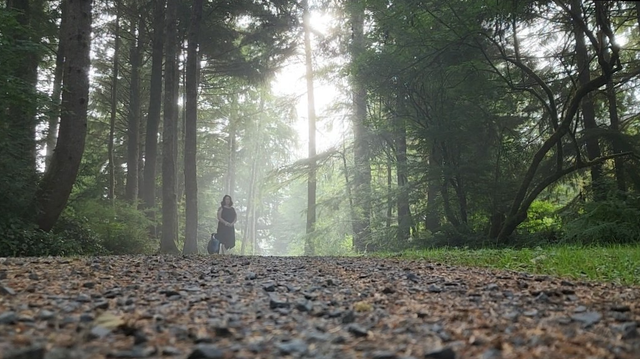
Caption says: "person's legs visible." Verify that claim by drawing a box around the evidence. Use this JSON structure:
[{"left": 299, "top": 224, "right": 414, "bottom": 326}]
[{"left": 220, "top": 243, "right": 226, "bottom": 254}]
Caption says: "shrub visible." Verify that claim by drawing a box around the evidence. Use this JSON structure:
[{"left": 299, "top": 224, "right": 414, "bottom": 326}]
[
  {"left": 563, "top": 197, "right": 640, "bottom": 245},
  {"left": 66, "top": 199, "right": 156, "bottom": 255},
  {"left": 0, "top": 217, "right": 106, "bottom": 257}
]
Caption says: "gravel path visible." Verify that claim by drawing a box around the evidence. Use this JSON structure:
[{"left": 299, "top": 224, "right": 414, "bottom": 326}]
[{"left": 0, "top": 255, "right": 639, "bottom": 359}]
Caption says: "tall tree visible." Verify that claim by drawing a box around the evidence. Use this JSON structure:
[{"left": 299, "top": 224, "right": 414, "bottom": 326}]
[
  {"left": 142, "top": 0, "right": 166, "bottom": 213},
  {"left": 107, "top": 0, "right": 121, "bottom": 203},
  {"left": 571, "top": 0, "right": 604, "bottom": 199},
  {"left": 302, "top": 0, "right": 317, "bottom": 256},
  {"left": 125, "top": 9, "right": 144, "bottom": 203},
  {"left": 36, "top": 0, "right": 92, "bottom": 231},
  {"left": 226, "top": 94, "right": 238, "bottom": 198},
  {"left": 160, "top": 0, "right": 180, "bottom": 254},
  {"left": 183, "top": 0, "right": 203, "bottom": 255},
  {"left": 45, "top": 0, "right": 68, "bottom": 169},
  {"left": 348, "top": 0, "right": 373, "bottom": 251},
  {"left": 393, "top": 89, "right": 411, "bottom": 242},
  {"left": 495, "top": 0, "right": 625, "bottom": 241}
]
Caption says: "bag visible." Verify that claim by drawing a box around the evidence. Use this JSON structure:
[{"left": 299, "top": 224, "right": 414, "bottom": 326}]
[{"left": 207, "top": 233, "right": 220, "bottom": 254}]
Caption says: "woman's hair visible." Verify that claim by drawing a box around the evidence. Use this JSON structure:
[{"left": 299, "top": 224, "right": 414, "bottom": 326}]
[{"left": 221, "top": 195, "right": 233, "bottom": 207}]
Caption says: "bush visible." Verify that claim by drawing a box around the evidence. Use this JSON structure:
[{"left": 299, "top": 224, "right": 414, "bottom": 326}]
[
  {"left": 66, "top": 199, "right": 156, "bottom": 255},
  {"left": 0, "top": 217, "right": 106, "bottom": 257},
  {"left": 563, "top": 197, "right": 640, "bottom": 245}
]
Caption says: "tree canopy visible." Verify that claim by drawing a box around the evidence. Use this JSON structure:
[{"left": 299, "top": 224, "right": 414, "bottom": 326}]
[{"left": 1, "top": 0, "right": 640, "bottom": 257}]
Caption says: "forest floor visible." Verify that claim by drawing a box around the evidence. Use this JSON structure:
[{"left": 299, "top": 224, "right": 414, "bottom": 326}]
[{"left": 0, "top": 255, "right": 639, "bottom": 359}]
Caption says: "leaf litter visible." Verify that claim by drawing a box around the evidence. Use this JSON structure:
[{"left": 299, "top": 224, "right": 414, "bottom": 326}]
[{"left": 0, "top": 255, "right": 638, "bottom": 359}]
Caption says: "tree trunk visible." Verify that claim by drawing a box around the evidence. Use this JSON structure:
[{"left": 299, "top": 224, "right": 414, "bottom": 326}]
[
  {"left": 45, "top": 0, "right": 67, "bottom": 170},
  {"left": 386, "top": 156, "right": 392, "bottom": 228},
  {"left": 302, "top": 0, "right": 316, "bottom": 256},
  {"left": 451, "top": 175, "right": 468, "bottom": 224},
  {"left": 108, "top": 0, "right": 121, "bottom": 204},
  {"left": 572, "top": 0, "right": 604, "bottom": 199},
  {"left": 600, "top": 16, "right": 626, "bottom": 194},
  {"left": 160, "top": 0, "right": 180, "bottom": 254},
  {"left": 636, "top": 2, "right": 640, "bottom": 32},
  {"left": 142, "top": 0, "right": 166, "bottom": 214},
  {"left": 125, "top": 11, "right": 144, "bottom": 203},
  {"left": 425, "top": 144, "right": 441, "bottom": 232},
  {"left": 226, "top": 94, "right": 237, "bottom": 198},
  {"left": 183, "top": 0, "right": 203, "bottom": 255},
  {"left": 394, "top": 104, "right": 411, "bottom": 242},
  {"left": 241, "top": 93, "right": 265, "bottom": 255},
  {"left": 36, "top": 0, "right": 92, "bottom": 231},
  {"left": 349, "top": 0, "right": 372, "bottom": 252}
]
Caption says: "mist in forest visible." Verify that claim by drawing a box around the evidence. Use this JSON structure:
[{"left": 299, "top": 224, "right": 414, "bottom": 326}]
[{"left": 2, "top": 0, "right": 640, "bottom": 258}]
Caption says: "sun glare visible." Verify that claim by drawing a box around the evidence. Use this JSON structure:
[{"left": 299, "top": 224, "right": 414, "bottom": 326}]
[{"left": 271, "top": 10, "right": 347, "bottom": 160}]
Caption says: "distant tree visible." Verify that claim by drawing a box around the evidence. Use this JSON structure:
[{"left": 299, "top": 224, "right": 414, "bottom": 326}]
[
  {"left": 183, "top": 0, "right": 204, "bottom": 255},
  {"left": 160, "top": 0, "right": 180, "bottom": 254}
]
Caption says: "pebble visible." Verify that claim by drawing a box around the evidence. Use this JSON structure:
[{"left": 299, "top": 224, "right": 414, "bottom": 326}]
[
  {"left": 5, "top": 345, "right": 46, "bottom": 359},
  {"left": 269, "top": 296, "right": 290, "bottom": 309},
  {"left": 571, "top": 311, "right": 602, "bottom": 327},
  {"left": 372, "top": 351, "right": 398, "bottom": 359},
  {"left": 161, "top": 347, "right": 182, "bottom": 356},
  {"left": 0, "top": 311, "right": 17, "bottom": 324},
  {"left": 347, "top": 323, "right": 369, "bottom": 337},
  {"left": 1, "top": 285, "right": 16, "bottom": 296},
  {"left": 89, "top": 325, "right": 113, "bottom": 339},
  {"left": 424, "top": 347, "right": 456, "bottom": 359},
  {"left": 75, "top": 294, "right": 91, "bottom": 303},
  {"left": 38, "top": 310, "right": 55, "bottom": 320},
  {"left": 245, "top": 272, "right": 257, "bottom": 280},
  {"left": 486, "top": 283, "right": 499, "bottom": 291},
  {"left": 106, "top": 346, "right": 156, "bottom": 358},
  {"left": 406, "top": 273, "right": 419, "bottom": 283},
  {"left": 276, "top": 339, "right": 308, "bottom": 355},
  {"left": 187, "top": 344, "right": 224, "bottom": 359}
]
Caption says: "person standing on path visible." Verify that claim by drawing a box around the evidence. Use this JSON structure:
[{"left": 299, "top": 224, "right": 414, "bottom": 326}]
[{"left": 216, "top": 195, "right": 236, "bottom": 254}]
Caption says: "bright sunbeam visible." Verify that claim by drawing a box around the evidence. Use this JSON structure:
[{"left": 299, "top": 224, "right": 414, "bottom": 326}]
[{"left": 271, "top": 9, "right": 347, "bottom": 160}]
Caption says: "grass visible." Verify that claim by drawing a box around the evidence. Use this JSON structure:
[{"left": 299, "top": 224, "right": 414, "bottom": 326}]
[{"left": 378, "top": 244, "right": 640, "bottom": 286}]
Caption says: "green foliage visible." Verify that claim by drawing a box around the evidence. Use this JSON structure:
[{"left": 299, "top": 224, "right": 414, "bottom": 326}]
[
  {"left": 0, "top": 217, "right": 106, "bottom": 257},
  {"left": 519, "top": 200, "right": 561, "bottom": 233},
  {"left": 383, "top": 245, "right": 640, "bottom": 286},
  {"left": 65, "top": 199, "right": 157, "bottom": 255},
  {"left": 563, "top": 197, "right": 640, "bottom": 245}
]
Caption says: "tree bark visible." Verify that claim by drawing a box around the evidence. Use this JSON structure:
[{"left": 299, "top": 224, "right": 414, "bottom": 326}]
[
  {"left": 425, "top": 145, "right": 441, "bottom": 232},
  {"left": 394, "top": 101, "right": 411, "bottom": 242},
  {"left": 349, "top": 0, "right": 373, "bottom": 252},
  {"left": 125, "top": 11, "right": 144, "bottom": 203},
  {"left": 302, "top": 0, "right": 316, "bottom": 256},
  {"left": 36, "top": 0, "right": 92, "bottom": 231},
  {"left": 241, "top": 93, "right": 265, "bottom": 255},
  {"left": 160, "top": 0, "right": 180, "bottom": 254},
  {"left": 45, "top": 0, "right": 67, "bottom": 170},
  {"left": 142, "top": 0, "right": 166, "bottom": 214},
  {"left": 183, "top": 0, "right": 203, "bottom": 255},
  {"left": 571, "top": 0, "right": 604, "bottom": 199},
  {"left": 386, "top": 156, "right": 392, "bottom": 228},
  {"left": 600, "top": 9, "right": 626, "bottom": 194},
  {"left": 226, "top": 94, "right": 237, "bottom": 198},
  {"left": 107, "top": 0, "right": 121, "bottom": 204}
]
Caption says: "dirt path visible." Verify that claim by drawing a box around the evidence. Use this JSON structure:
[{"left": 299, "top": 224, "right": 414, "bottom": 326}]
[{"left": 0, "top": 255, "right": 638, "bottom": 359}]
